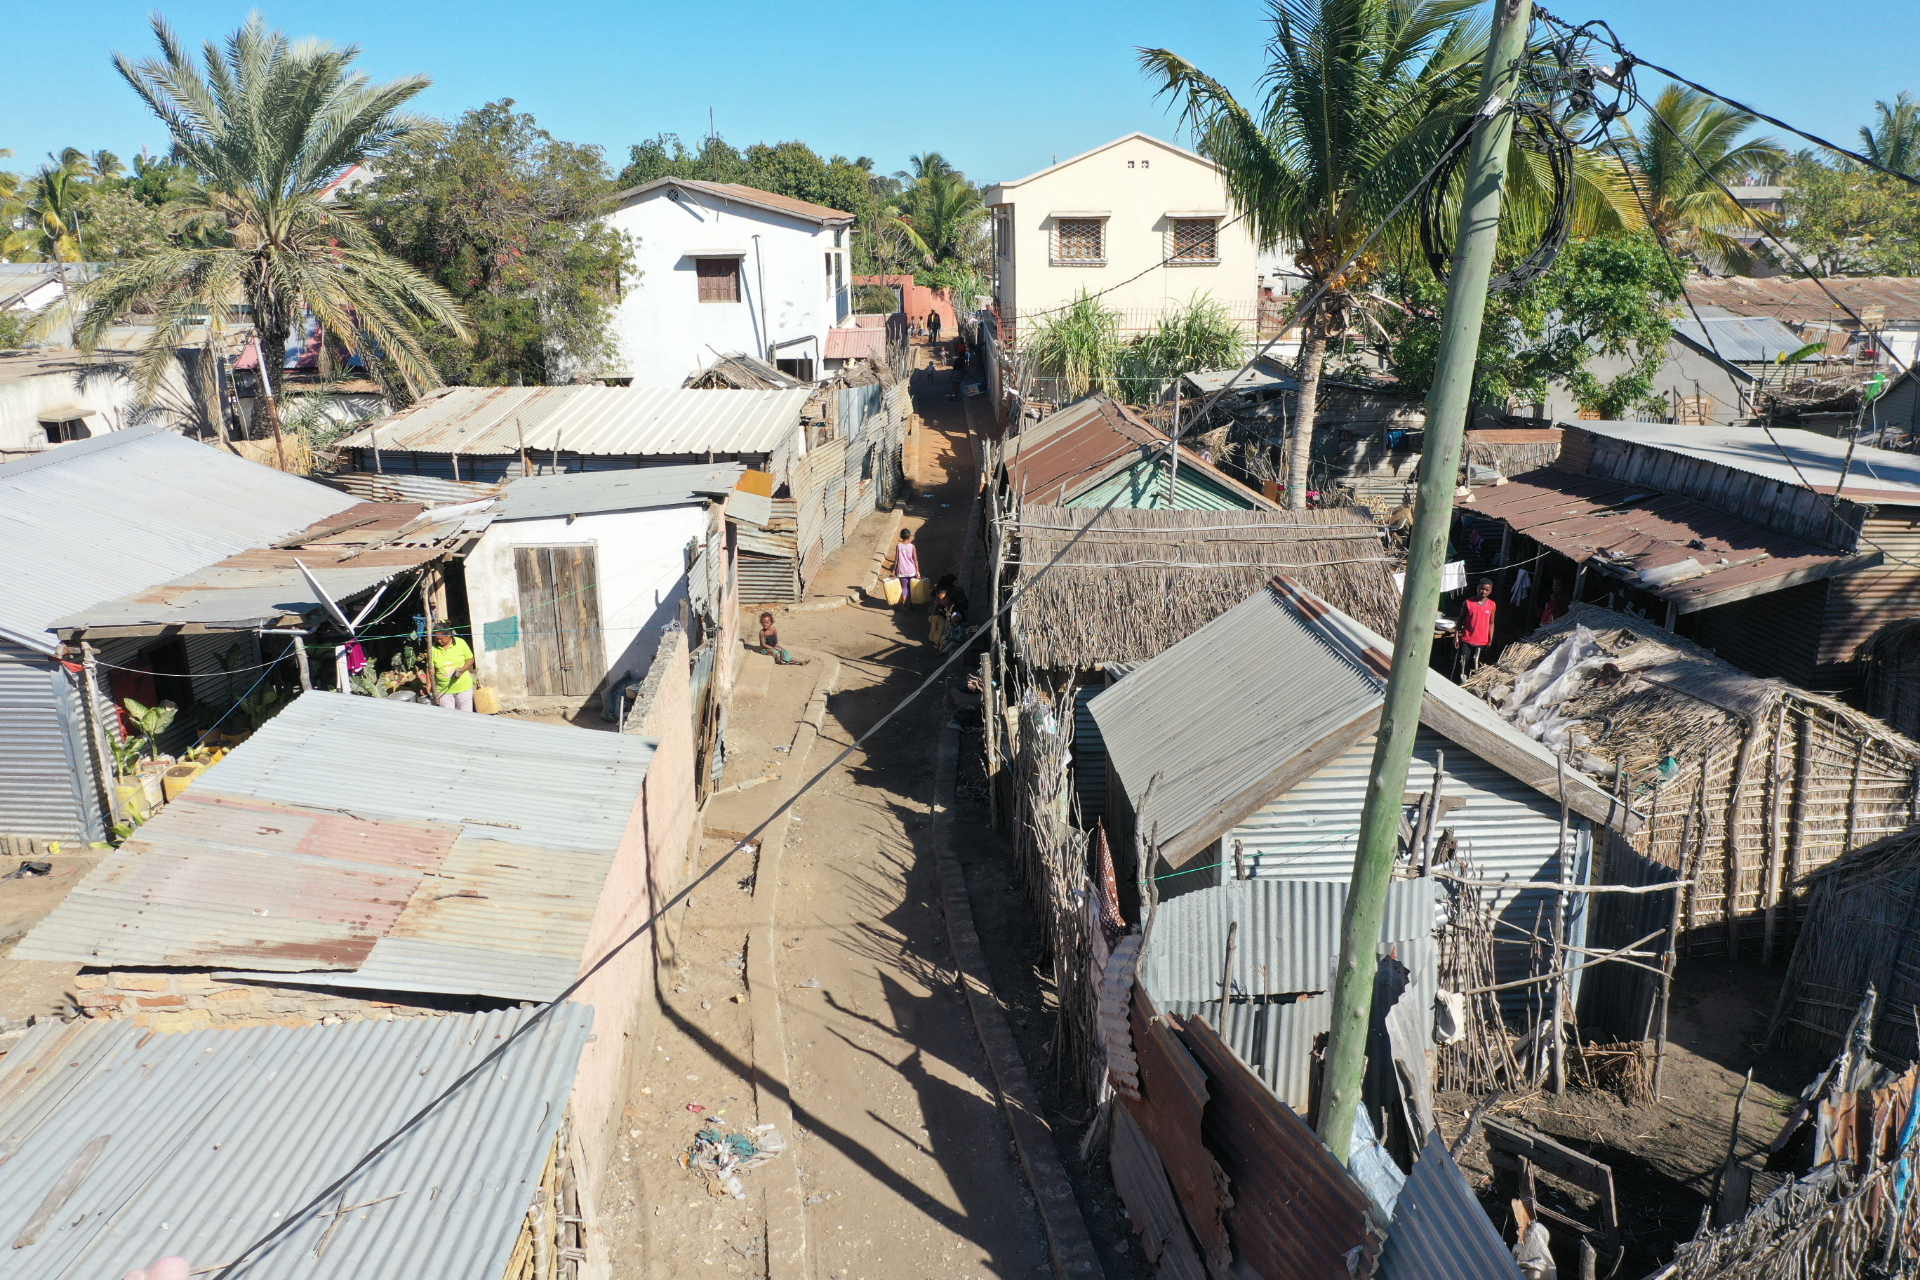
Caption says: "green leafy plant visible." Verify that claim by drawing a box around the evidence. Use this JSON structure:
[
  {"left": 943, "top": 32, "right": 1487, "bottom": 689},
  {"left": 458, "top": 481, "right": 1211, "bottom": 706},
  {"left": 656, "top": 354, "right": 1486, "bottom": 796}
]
[
  {"left": 108, "top": 733, "right": 145, "bottom": 778},
  {"left": 238, "top": 683, "right": 282, "bottom": 730},
  {"left": 121, "top": 697, "right": 177, "bottom": 761},
  {"left": 349, "top": 669, "right": 386, "bottom": 698}
]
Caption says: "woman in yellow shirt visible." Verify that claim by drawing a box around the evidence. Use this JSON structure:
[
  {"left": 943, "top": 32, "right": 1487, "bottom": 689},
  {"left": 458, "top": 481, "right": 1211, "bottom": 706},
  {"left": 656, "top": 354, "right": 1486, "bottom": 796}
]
[{"left": 424, "top": 624, "right": 477, "bottom": 711}]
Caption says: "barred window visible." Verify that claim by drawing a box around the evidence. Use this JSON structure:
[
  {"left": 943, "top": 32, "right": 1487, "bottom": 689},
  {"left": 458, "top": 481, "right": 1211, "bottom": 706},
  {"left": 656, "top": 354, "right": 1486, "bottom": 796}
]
[
  {"left": 1056, "top": 218, "right": 1104, "bottom": 262},
  {"left": 1171, "top": 218, "right": 1220, "bottom": 262}
]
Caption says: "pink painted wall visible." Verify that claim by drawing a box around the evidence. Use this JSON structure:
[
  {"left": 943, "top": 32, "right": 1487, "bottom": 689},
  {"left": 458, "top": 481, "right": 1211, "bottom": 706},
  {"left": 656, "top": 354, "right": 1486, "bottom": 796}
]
[
  {"left": 853, "top": 274, "right": 958, "bottom": 336},
  {"left": 571, "top": 629, "right": 696, "bottom": 1208}
]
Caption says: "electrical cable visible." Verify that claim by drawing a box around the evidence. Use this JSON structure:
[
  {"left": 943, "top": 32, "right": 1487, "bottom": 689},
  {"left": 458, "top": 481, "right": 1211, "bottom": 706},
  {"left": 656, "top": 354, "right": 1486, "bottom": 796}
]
[
  {"left": 208, "top": 449, "right": 1165, "bottom": 1278},
  {"left": 1535, "top": 8, "right": 1920, "bottom": 188},
  {"left": 1420, "top": 99, "right": 1575, "bottom": 294}
]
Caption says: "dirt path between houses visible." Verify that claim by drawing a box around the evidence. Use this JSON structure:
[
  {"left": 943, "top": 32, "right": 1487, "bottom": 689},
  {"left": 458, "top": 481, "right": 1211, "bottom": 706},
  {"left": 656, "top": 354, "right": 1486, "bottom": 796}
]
[{"left": 603, "top": 343, "right": 1056, "bottom": 1278}]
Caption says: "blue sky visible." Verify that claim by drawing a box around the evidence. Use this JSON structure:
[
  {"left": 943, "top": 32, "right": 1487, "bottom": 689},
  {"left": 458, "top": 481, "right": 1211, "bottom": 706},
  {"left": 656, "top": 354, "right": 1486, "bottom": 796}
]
[{"left": 3, "top": 1, "right": 1914, "bottom": 186}]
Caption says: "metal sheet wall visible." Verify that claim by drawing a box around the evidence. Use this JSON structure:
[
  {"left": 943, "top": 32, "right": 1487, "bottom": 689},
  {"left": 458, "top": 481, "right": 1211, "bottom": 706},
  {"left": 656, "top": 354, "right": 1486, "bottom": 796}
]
[
  {"left": 1229, "top": 727, "right": 1591, "bottom": 1014},
  {"left": 1823, "top": 511, "right": 1920, "bottom": 684},
  {"left": 0, "top": 643, "right": 91, "bottom": 840},
  {"left": 1687, "top": 577, "right": 1829, "bottom": 690},
  {"left": 1073, "top": 686, "right": 1108, "bottom": 822},
  {"left": 736, "top": 554, "right": 799, "bottom": 603}
]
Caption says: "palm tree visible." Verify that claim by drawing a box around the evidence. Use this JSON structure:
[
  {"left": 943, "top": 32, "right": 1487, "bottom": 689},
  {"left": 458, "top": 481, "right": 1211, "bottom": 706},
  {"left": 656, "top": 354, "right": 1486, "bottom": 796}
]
[
  {"left": 1139, "top": 0, "right": 1488, "bottom": 510},
  {"left": 1609, "top": 84, "right": 1786, "bottom": 272},
  {"left": 70, "top": 15, "right": 469, "bottom": 406},
  {"left": 887, "top": 168, "right": 987, "bottom": 268},
  {"left": 1861, "top": 92, "right": 1920, "bottom": 177},
  {"left": 2, "top": 158, "right": 95, "bottom": 262}
]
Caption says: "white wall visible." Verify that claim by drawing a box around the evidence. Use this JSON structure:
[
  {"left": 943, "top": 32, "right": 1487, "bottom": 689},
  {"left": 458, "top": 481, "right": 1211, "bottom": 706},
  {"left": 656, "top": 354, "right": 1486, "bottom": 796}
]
[
  {"left": 602, "top": 189, "right": 851, "bottom": 388},
  {"left": 466, "top": 504, "right": 709, "bottom": 704},
  {"left": 985, "top": 134, "right": 1260, "bottom": 340},
  {"left": 0, "top": 354, "right": 194, "bottom": 459}
]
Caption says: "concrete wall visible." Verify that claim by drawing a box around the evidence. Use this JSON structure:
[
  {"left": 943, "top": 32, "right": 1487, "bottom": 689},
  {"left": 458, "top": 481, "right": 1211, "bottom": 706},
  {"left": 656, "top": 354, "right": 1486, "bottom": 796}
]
[
  {"left": 851, "top": 274, "right": 957, "bottom": 336},
  {"left": 569, "top": 628, "right": 699, "bottom": 1199},
  {"left": 604, "top": 188, "right": 851, "bottom": 387},
  {"left": 467, "top": 504, "right": 708, "bottom": 705},
  {"left": 0, "top": 355, "right": 196, "bottom": 459},
  {"left": 984, "top": 134, "right": 1259, "bottom": 342}
]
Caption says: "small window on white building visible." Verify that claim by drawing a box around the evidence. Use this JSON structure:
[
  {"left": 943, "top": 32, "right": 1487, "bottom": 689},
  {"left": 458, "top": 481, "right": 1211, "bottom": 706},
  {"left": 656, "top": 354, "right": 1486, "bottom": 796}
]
[
  {"left": 994, "top": 208, "right": 1013, "bottom": 260},
  {"left": 1053, "top": 218, "right": 1106, "bottom": 266},
  {"left": 41, "top": 417, "right": 93, "bottom": 444},
  {"left": 826, "top": 252, "right": 835, "bottom": 298},
  {"left": 696, "top": 257, "right": 742, "bottom": 302},
  {"left": 1170, "top": 218, "right": 1221, "bottom": 264}
]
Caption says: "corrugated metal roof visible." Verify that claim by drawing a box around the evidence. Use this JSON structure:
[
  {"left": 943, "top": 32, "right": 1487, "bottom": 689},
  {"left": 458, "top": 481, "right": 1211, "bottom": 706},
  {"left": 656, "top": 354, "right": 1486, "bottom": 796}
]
[
  {"left": 1673, "top": 314, "right": 1809, "bottom": 364},
  {"left": 1180, "top": 364, "right": 1297, "bottom": 395},
  {"left": 1377, "top": 1130, "right": 1524, "bottom": 1280},
  {"left": 0, "top": 424, "right": 360, "bottom": 653},
  {"left": 12, "top": 691, "right": 656, "bottom": 1001},
  {"left": 1686, "top": 275, "right": 1920, "bottom": 325},
  {"left": 1089, "top": 583, "right": 1386, "bottom": 861},
  {"left": 824, "top": 328, "right": 888, "bottom": 361},
  {"left": 1090, "top": 580, "right": 1633, "bottom": 864},
  {"left": 1459, "top": 468, "right": 1875, "bottom": 614},
  {"left": 322, "top": 471, "right": 505, "bottom": 505},
  {"left": 1002, "top": 395, "right": 1273, "bottom": 509},
  {"left": 1570, "top": 419, "right": 1920, "bottom": 504},
  {"left": 494, "top": 462, "right": 743, "bottom": 521},
  {"left": 336, "top": 385, "right": 811, "bottom": 458},
  {"left": 0, "top": 1004, "right": 592, "bottom": 1280}
]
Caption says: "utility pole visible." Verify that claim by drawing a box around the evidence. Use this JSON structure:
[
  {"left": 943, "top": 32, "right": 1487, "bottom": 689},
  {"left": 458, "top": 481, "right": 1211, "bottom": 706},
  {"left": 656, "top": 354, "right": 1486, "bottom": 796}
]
[{"left": 1315, "top": 0, "right": 1534, "bottom": 1163}]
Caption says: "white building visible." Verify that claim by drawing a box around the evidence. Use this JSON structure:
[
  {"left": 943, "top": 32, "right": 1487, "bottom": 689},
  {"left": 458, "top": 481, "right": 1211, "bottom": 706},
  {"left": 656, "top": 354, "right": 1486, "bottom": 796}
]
[
  {"left": 602, "top": 179, "right": 856, "bottom": 387},
  {"left": 0, "top": 339, "right": 206, "bottom": 461},
  {"left": 983, "top": 134, "right": 1260, "bottom": 344},
  {"left": 464, "top": 464, "right": 744, "bottom": 706}
]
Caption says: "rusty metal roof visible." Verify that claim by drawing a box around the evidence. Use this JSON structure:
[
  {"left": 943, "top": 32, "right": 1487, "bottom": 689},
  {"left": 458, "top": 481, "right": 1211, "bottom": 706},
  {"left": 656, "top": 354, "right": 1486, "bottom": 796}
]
[
  {"left": 1686, "top": 275, "right": 1920, "bottom": 325},
  {"left": 823, "top": 328, "right": 889, "bottom": 361},
  {"left": 335, "top": 385, "right": 812, "bottom": 458},
  {"left": 0, "top": 1005, "right": 591, "bottom": 1280},
  {"left": 11, "top": 690, "right": 655, "bottom": 1001},
  {"left": 1002, "top": 395, "right": 1276, "bottom": 508},
  {"left": 1569, "top": 419, "right": 1920, "bottom": 505},
  {"left": 1461, "top": 468, "right": 1880, "bottom": 613}
]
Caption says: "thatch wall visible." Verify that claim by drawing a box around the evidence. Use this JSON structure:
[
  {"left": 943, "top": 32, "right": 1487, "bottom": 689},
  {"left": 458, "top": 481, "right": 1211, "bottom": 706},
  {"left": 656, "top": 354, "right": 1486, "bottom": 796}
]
[
  {"left": 1466, "top": 605, "right": 1920, "bottom": 958},
  {"left": 1771, "top": 827, "right": 1920, "bottom": 1059},
  {"left": 1004, "top": 504, "right": 1401, "bottom": 671}
]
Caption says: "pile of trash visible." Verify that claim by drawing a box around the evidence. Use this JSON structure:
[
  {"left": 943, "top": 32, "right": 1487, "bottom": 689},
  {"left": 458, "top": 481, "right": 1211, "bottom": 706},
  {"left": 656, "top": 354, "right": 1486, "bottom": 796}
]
[{"left": 682, "top": 1121, "right": 787, "bottom": 1200}]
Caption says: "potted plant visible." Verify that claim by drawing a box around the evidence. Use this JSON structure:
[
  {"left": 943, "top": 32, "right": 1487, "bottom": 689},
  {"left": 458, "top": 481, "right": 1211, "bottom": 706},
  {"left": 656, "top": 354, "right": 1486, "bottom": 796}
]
[{"left": 115, "top": 697, "right": 177, "bottom": 815}]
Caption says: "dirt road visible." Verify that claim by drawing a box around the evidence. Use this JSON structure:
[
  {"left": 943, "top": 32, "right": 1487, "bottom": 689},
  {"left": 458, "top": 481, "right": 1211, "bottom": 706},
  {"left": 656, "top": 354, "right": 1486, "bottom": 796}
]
[{"left": 605, "top": 347, "right": 1053, "bottom": 1277}]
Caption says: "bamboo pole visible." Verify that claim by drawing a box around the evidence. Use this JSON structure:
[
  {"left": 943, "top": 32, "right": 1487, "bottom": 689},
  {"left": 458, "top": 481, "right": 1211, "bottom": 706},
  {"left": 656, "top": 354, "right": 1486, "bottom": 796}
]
[
  {"left": 1219, "top": 919, "right": 1239, "bottom": 1009},
  {"left": 1724, "top": 719, "right": 1766, "bottom": 960},
  {"left": 1791, "top": 713, "right": 1815, "bottom": 892},
  {"left": 1687, "top": 758, "right": 1711, "bottom": 956},
  {"left": 1844, "top": 739, "right": 1867, "bottom": 851},
  {"left": 1764, "top": 704, "right": 1788, "bottom": 962}
]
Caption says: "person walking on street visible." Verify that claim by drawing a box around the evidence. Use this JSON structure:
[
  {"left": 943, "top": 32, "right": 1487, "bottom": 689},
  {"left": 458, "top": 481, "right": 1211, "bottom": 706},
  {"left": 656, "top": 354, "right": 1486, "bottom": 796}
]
[
  {"left": 893, "top": 528, "right": 920, "bottom": 606},
  {"left": 926, "top": 309, "right": 942, "bottom": 348},
  {"left": 423, "top": 624, "right": 477, "bottom": 710},
  {"left": 1454, "top": 579, "right": 1497, "bottom": 679}
]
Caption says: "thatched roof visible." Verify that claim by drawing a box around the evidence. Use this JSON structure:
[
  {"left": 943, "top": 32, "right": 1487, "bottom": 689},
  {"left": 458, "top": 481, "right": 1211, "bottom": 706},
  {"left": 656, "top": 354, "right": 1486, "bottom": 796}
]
[
  {"left": 1466, "top": 604, "right": 1920, "bottom": 954},
  {"left": 1006, "top": 504, "right": 1400, "bottom": 671},
  {"left": 686, "top": 353, "right": 803, "bottom": 390}
]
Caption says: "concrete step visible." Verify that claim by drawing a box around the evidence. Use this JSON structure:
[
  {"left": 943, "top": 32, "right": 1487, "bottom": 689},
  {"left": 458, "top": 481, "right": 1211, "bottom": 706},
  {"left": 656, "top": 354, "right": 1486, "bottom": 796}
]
[{"left": 733, "top": 646, "right": 775, "bottom": 699}]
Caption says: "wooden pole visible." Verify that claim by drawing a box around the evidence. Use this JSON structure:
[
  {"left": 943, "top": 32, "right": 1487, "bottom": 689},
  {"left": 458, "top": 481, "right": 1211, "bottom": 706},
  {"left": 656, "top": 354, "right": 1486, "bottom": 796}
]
[
  {"left": 1844, "top": 738, "right": 1867, "bottom": 852},
  {"left": 290, "top": 633, "right": 312, "bottom": 692},
  {"left": 1789, "top": 713, "right": 1814, "bottom": 905},
  {"left": 371, "top": 422, "right": 383, "bottom": 474},
  {"left": 1551, "top": 751, "right": 1570, "bottom": 1095},
  {"left": 77, "top": 643, "right": 120, "bottom": 830},
  {"left": 1763, "top": 704, "right": 1787, "bottom": 962},
  {"left": 517, "top": 417, "right": 531, "bottom": 478},
  {"left": 418, "top": 571, "right": 436, "bottom": 702},
  {"left": 1723, "top": 719, "right": 1767, "bottom": 960},
  {"left": 1687, "top": 755, "right": 1711, "bottom": 956},
  {"left": 1653, "top": 810, "right": 1701, "bottom": 1101},
  {"left": 1420, "top": 751, "right": 1447, "bottom": 875},
  {"left": 1219, "top": 919, "right": 1239, "bottom": 1010}
]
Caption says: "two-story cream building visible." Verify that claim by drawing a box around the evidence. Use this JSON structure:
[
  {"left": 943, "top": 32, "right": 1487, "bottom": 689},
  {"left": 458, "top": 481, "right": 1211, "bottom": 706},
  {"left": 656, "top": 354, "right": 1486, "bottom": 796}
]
[{"left": 983, "top": 133, "right": 1260, "bottom": 344}]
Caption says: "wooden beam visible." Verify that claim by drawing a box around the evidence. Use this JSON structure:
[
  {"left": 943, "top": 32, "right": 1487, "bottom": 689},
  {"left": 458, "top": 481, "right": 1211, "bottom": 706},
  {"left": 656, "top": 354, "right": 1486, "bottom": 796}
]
[{"left": 1674, "top": 551, "right": 1885, "bottom": 614}]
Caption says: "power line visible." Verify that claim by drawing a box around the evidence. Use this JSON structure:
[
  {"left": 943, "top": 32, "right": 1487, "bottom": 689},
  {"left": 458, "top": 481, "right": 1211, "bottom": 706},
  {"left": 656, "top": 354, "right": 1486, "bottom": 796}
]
[{"left": 1534, "top": 8, "right": 1920, "bottom": 188}]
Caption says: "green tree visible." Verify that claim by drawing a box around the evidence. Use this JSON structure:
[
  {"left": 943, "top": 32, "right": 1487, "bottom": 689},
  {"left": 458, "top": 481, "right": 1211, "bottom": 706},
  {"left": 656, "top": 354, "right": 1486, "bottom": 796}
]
[
  {"left": 359, "top": 99, "right": 633, "bottom": 386},
  {"left": 616, "top": 133, "right": 751, "bottom": 187},
  {"left": 71, "top": 15, "right": 470, "bottom": 404},
  {"left": 1388, "top": 232, "right": 1679, "bottom": 419},
  {"left": 1783, "top": 154, "right": 1920, "bottom": 277},
  {"left": 1861, "top": 92, "right": 1920, "bottom": 177},
  {"left": 1139, "top": 0, "right": 1487, "bottom": 509},
  {"left": 1609, "top": 84, "right": 1786, "bottom": 272}
]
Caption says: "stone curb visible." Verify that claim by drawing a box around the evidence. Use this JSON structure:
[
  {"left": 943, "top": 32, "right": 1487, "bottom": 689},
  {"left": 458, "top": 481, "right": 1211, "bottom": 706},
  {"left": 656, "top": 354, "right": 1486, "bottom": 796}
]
[
  {"left": 931, "top": 721, "right": 1105, "bottom": 1279},
  {"left": 745, "top": 655, "right": 840, "bottom": 1280}
]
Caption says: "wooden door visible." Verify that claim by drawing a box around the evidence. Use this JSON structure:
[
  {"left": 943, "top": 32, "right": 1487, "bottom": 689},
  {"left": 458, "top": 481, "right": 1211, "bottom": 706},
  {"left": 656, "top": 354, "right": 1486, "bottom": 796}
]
[{"left": 514, "top": 545, "right": 603, "bottom": 697}]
